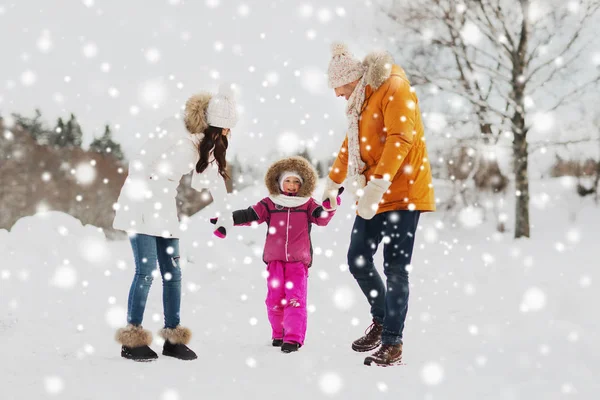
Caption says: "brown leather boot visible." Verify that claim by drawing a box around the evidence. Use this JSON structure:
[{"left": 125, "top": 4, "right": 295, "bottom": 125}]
[
  {"left": 351, "top": 319, "right": 383, "bottom": 352},
  {"left": 364, "top": 343, "right": 403, "bottom": 366}
]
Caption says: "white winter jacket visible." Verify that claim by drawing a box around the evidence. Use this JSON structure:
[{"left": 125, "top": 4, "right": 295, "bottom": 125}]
[{"left": 112, "top": 117, "right": 228, "bottom": 238}]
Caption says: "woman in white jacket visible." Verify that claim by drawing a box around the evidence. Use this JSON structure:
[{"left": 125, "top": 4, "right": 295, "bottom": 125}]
[{"left": 113, "top": 84, "right": 237, "bottom": 361}]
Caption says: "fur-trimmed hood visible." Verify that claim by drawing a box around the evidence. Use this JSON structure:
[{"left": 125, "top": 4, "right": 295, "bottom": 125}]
[
  {"left": 264, "top": 156, "right": 318, "bottom": 197},
  {"left": 362, "top": 50, "right": 395, "bottom": 91}
]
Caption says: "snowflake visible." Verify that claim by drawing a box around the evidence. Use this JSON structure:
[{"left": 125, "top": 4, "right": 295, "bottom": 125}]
[
  {"left": 82, "top": 42, "right": 98, "bottom": 58},
  {"left": 145, "top": 48, "right": 161, "bottom": 63},
  {"left": 37, "top": 30, "right": 53, "bottom": 53},
  {"left": 319, "top": 372, "right": 343, "bottom": 395},
  {"left": 333, "top": 286, "right": 355, "bottom": 311},
  {"left": 21, "top": 70, "right": 37, "bottom": 86},
  {"left": 421, "top": 362, "right": 444, "bottom": 385}
]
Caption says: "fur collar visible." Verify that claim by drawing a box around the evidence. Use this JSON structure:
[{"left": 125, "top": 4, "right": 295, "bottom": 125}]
[{"left": 363, "top": 50, "right": 395, "bottom": 91}]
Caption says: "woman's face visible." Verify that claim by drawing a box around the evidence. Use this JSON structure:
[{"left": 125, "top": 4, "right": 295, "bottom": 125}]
[
  {"left": 282, "top": 177, "right": 302, "bottom": 194},
  {"left": 222, "top": 128, "right": 231, "bottom": 137}
]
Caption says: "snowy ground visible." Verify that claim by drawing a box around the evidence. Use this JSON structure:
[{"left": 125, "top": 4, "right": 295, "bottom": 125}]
[{"left": 1, "top": 178, "right": 598, "bottom": 400}]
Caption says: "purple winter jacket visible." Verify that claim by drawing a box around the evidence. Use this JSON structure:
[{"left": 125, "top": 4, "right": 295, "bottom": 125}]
[{"left": 232, "top": 197, "right": 336, "bottom": 267}]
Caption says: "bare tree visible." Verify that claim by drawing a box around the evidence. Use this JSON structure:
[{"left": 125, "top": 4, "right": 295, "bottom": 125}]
[{"left": 382, "top": 0, "right": 600, "bottom": 237}]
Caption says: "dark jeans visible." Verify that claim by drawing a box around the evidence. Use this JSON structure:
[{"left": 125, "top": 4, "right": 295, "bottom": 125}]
[
  {"left": 127, "top": 233, "right": 182, "bottom": 329},
  {"left": 348, "top": 210, "right": 421, "bottom": 345}
]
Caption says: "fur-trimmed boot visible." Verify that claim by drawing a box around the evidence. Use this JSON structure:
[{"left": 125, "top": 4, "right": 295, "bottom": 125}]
[
  {"left": 159, "top": 326, "right": 197, "bottom": 361},
  {"left": 115, "top": 324, "right": 158, "bottom": 362}
]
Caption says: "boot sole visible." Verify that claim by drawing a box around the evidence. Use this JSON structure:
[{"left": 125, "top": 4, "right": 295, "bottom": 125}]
[
  {"left": 162, "top": 350, "right": 198, "bottom": 361},
  {"left": 364, "top": 357, "right": 403, "bottom": 367},
  {"left": 121, "top": 354, "right": 157, "bottom": 362},
  {"left": 352, "top": 342, "right": 381, "bottom": 352}
]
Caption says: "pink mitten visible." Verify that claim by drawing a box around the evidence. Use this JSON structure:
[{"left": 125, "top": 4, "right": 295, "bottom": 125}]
[{"left": 322, "top": 187, "right": 344, "bottom": 209}]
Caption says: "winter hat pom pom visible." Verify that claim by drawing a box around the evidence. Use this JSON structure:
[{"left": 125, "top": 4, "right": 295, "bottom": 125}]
[
  {"left": 331, "top": 42, "right": 349, "bottom": 57},
  {"left": 217, "top": 83, "right": 235, "bottom": 99}
]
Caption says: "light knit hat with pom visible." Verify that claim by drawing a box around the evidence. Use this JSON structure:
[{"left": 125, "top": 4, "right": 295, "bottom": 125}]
[
  {"left": 327, "top": 42, "right": 365, "bottom": 89},
  {"left": 206, "top": 83, "right": 239, "bottom": 129}
]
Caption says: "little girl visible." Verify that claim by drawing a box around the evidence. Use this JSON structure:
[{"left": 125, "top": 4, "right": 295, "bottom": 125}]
[{"left": 210, "top": 156, "right": 342, "bottom": 353}]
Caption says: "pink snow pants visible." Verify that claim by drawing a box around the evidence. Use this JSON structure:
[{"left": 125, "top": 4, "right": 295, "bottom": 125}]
[{"left": 265, "top": 261, "right": 308, "bottom": 346}]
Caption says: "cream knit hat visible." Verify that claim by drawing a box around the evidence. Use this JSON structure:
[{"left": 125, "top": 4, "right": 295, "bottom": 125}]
[
  {"left": 279, "top": 171, "right": 303, "bottom": 192},
  {"left": 327, "top": 42, "right": 365, "bottom": 89},
  {"left": 206, "top": 83, "right": 239, "bottom": 129}
]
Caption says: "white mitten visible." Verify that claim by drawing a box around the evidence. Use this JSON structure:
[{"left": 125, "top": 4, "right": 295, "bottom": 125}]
[
  {"left": 321, "top": 177, "right": 342, "bottom": 211},
  {"left": 348, "top": 174, "right": 367, "bottom": 201},
  {"left": 356, "top": 178, "right": 391, "bottom": 220}
]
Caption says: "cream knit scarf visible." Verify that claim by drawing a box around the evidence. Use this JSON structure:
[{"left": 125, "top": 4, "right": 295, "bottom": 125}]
[{"left": 345, "top": 73, "right": 368, "bottom": 196}]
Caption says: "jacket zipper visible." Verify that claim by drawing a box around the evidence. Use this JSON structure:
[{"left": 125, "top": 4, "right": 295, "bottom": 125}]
[{"left": 285, "top": 208, "right": 290, "bottom": 262}]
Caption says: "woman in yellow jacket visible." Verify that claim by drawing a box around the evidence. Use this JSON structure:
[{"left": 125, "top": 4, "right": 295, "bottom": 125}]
[{"left": 322, "top": 43, "right": 435, "bottom": 366}]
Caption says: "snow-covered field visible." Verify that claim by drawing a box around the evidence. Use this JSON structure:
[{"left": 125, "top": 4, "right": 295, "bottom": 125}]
[{"left": 1, "top": 178, "right": 598, "bottom": 399}]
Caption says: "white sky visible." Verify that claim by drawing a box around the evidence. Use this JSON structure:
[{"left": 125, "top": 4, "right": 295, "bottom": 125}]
[{"left": 0, "top": 0, "right": 380, "bottom": 162}]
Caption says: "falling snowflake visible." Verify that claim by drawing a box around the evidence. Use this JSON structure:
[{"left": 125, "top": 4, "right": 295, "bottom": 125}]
[
  {"left": 319, "top": 372, "right": 342, "bottom": 395},
  {"left": 162, "top": 389, "right": 180, "bottom": 400},
  {"left": 531, "top": 112, "right": 555, "bottom": 132},
  {"left": 421, "top": 362, "right": 444, "bottom": 385},
  {"left": 139, "top": 78, "right": 168, "bottom": 108},
  {"left": 238, "top": 4, "right": 250, "bottom": 16},
  {"left": 277, "top": 131, "right": 301, "bottom": 154},
  {"left": 300, "top": 67, "right": 327, "bottom": 95},
  {"left": 50, "top": 265, "right": 77, "bottom": 289},
  {"left": 317, "top": 8, "right": 332, "bottom": 23},
  {"left": 82, "top": 42, "right": 98, "bottom": 58},
  {"left": 105, "top": 306, "right": 126, "bottom": 328},
  {"left": 520, "top": 287, "right": 546, "bottom": 312},
  {"left": 37, "top": 30, "right": 53, "bottom": 53},
  {"left": 205, "top": 0, "right": 220, "bottom": 8},
  {"left": 460, "top": 21, "right": 482, "bottom": 45},
  {"left": 145, "top": 48, "right": 161, "bottom": 63},
  {"left": 75, "top": 162, "right": 97, "bottom": 185},
  {"left": 44, "top": 376, "right": 65, "bottom": 395},
  {"left": 458, "top": 206, "right": 483, "bottom": 229},
  {"left": 425, "top": 112, "right": 447, "bottom": 133},
  {"left": 108, "top": 87, "right": 119, "bottom": 98},
  {"left": 333, "top": 286, "right": 355, "bottom": 311},
  {"left": 79, "top": 236, "right": 110, "bottom": 264},
  {"left": 246, "top": 357, "right": 257, "bottom": 368},
  {"left": 299, "top": 4, "right": 313, "bottom": 18},
  {"left": 21, "top": 70, "right": 37, "bottom": 86}
]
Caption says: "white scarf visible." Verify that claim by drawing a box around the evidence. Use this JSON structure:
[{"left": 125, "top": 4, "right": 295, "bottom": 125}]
[
  {"left": 345, "top": 73, "right": 368, "bottom": 197},
  {"left": 269, "top": 194, "right": 311, "bottom": 208}
]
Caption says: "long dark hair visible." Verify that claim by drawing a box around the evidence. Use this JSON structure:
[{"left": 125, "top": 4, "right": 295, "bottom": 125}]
[{"left": 195, "top": 125, "right": 229, "bottom": 180}]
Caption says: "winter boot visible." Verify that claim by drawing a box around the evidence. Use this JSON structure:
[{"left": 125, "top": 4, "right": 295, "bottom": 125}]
[
  {"left": 272, "top": 339, "right": 284, "bottom": 347},
  {"left": 159, "top": 326, "right": 197, "bottom": 361},
  {"left": 364, "top": 343, "right": 403, "bottom": 366},
  {"left": 115, "top": 324, "right": 158, "bottom": 362},
  {"left": 281, "top": 342, "right": 301, "bottom": 353},
  {"left": 351, "top": 319, "right": 383, "bottom": 352}
]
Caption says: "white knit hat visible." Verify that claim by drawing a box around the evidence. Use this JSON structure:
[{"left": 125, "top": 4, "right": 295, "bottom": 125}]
[
  {"left": 279, "top": 171, "right": 303, "bottom": 192},
  {"left": 327, "top": 42, "right": 365, "bottom": 89},
  {"left": 206, "top": 83, "right": 239, "bottom": 129}
]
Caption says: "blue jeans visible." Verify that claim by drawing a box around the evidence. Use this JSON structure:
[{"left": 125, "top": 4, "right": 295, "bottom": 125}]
[
  {"left": 127, "top": 233, "right": 182, "bottom": 329},
  {"left": 348, "top": 210, "right": 421, "bottom": 345}
]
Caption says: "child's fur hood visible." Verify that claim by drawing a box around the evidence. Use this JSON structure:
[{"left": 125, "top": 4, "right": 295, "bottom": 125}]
[{"left": 265, "top": 156, "right": 318, "bottom": 197}]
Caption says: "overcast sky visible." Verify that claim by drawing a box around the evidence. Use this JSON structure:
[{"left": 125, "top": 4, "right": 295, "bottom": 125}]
[{"left": 0, "top": 0, "right": 384, "bottom": 163}]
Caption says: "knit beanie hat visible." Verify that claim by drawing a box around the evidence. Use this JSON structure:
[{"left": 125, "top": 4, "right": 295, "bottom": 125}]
[
  {"left": 279, "top": 171, "right": 303, "bottom": 192},
  {"left": 206, "top": 83, "right": 239, "bottom": 129},
  {"left": 327, "top": 42, "right": 365, "bottom": 89}
]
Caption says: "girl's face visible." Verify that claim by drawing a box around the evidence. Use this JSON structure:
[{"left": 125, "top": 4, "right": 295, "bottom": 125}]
[{"left": 282, "top": 177, "right": 302, "bottom": 194}]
